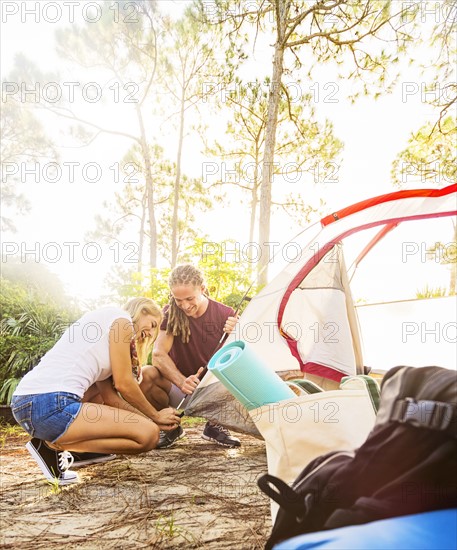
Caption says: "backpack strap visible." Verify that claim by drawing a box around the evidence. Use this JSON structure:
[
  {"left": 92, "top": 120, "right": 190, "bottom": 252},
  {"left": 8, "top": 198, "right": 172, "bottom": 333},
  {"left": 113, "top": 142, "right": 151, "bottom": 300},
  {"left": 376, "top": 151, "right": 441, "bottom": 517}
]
[
  {"left": 257, "top": 474, "right": 304, "bottom": 513},
  {"left": 390, "top": 397, "right": 457, "bottom": 436}
]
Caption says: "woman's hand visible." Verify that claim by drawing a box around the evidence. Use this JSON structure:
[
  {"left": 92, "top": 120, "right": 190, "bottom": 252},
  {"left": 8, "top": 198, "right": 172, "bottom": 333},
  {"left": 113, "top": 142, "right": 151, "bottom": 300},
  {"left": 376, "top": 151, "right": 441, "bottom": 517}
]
[{"left": 153, "top": 407, "right": 181, "bottom": 431}]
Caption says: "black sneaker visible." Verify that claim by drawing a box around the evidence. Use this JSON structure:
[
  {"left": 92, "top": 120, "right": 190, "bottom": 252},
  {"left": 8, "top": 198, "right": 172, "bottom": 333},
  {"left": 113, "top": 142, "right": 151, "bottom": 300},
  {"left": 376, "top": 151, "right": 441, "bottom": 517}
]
[
  {"left": 70, "top": 451, "right": 117, "bottom": 469},
  {"left": 202, "top": 422, "right": 241, "bottom": 447},
  {"left": 25, "top": 438, "right": 79, "bottom": 485},
  {"left": 156, "top": 425, "right": 185, "bottom": 449}
]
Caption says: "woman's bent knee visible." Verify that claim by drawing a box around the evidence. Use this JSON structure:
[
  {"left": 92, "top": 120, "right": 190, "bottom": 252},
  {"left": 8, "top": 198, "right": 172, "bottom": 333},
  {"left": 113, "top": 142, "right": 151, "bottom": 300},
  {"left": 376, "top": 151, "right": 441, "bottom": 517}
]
[{"left": 136, "top": 423, "right": 159, "bottom": 452}]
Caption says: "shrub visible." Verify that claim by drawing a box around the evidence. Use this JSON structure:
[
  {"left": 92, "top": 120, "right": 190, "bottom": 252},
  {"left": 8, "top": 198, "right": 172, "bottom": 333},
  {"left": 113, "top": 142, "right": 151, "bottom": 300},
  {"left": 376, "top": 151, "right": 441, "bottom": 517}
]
[{"left": 0, "top": 279, "right": 79, "bottom": 404}]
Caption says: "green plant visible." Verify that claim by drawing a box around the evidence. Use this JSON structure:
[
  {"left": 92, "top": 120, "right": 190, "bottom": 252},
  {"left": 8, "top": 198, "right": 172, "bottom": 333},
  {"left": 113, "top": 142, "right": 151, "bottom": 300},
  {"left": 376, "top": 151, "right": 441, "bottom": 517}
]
[
  {"left": 181, "top": 416, "right": 206, "bottom": 428},
  {"left": 0, "top": 278, "right": 80, "bottom": 403},
  {"left": 416, "top": 285, "right": 448, "bottom": 299},
  {"left": 0, "top": 299, "right": 72, "bottom": 339},
  {"left": 105, "top": 243, "right": 257, "bottom": 311},
  {"left": 47, "top": 477, "right": 63, "bottom": 496},
  {"left": 154, "top": 512, "right": 197, "bottom": 545},
  {"left": 0, "top": 377, "right": 20, "bottom": 405},
  {"left": 155, "top": 513, "right": 180, "bottom": 539},
  {"left": 156, "top": 514, "right": 177, "bottom": 538},
  {"left": 0, "top": 423, "right": 27, "bottom": 448},
  {"left": 0, "top": 333, "right": 63, "bottom": 405},
  {"left": 1, "top": 334, "right": 56, "bottom": 373}
]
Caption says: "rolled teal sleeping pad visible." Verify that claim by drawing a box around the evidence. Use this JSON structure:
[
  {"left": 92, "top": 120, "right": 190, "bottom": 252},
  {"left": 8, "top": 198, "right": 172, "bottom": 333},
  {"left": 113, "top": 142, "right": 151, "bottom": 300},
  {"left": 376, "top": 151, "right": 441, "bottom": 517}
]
[{"left": 208, "top": 340, "right": 295, "bottom": 410}]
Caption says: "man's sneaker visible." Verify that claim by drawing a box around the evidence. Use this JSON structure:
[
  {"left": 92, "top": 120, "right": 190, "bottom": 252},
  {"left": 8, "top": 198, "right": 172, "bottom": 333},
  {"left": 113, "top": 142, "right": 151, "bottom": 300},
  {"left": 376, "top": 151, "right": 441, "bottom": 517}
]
[
  {"left": 202, "top": 422, "right": 241, "bottom": 447},
  {"left": 25, "top": 438, "right": 79, "bottom": 485},
  {"left": 156, "top": 425, "right": 185, "bottom": 449},
  {"left": 70, "top": 451, "right": 117, "bottom": 469}
]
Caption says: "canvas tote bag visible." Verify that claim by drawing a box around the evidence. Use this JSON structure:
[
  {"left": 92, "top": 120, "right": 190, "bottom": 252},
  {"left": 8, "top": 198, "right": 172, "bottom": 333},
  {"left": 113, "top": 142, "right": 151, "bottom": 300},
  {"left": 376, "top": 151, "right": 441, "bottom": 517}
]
[{"left": 249, "top": 375, "right": 379, "bottom": 519}]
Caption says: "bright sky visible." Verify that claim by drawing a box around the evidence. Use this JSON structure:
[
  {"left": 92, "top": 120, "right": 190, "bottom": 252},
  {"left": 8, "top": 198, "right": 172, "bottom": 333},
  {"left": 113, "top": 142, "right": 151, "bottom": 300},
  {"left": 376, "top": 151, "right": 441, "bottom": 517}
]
[{"left": 0, "top": 0, "right": 454, "bottom": 305}]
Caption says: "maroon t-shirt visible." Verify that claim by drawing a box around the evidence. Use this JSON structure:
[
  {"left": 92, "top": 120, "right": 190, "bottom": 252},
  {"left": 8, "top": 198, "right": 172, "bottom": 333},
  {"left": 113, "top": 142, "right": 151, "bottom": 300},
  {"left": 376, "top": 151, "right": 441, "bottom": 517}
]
[{"left": 160, "top": 298, "right": 235, "bottom": 377}]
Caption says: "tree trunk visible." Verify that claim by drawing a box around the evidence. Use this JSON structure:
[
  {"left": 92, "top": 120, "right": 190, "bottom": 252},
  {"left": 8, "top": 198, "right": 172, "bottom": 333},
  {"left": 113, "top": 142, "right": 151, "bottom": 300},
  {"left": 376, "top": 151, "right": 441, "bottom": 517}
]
[
  {"left": 138, "top": 193, "right": 146, "bottom": 273},
  {"left": 249, "top": 145, "right": 261, "bottom": 245},
  {"left": 249, "top": 186, "right": 257, "bottom": 249},
  {"left": 247, "top": 183, "right": 258, "bottom": 278},
  {"left": 247, "top": 146, "right": 261, "bottom": 277},
  {"left": 136, "top": 105, "right": 157, "bottom": 267},
  {"left": 258, "top": 1, "right": 287, "bottom": 286},
  {"left": 145, "top": 159, "right": 157, "bottom": 268},
  {"left": 171, "top": 91, "right": 186, "bottom": 268}
]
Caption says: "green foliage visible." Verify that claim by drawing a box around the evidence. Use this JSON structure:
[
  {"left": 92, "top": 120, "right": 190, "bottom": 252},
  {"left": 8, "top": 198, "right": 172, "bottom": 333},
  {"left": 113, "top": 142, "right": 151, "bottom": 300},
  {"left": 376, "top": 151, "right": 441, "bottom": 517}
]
[
  {"left": 51, "top": 4, "right": 223, "bottom": 270},
  {"left": 0, "top": 278, "right": 79, "bottom": 404},
  {"left": 183, "top": 238, "right": 255, "bottom": 307},
  {"left": 104, "top": 266, "right": 171, "bottom": 308},
  {"left": 181, "top": 416, "right": 206, "bottom": 428},
  {"left": 47, "top": 477, "right": 63, "bottom": 495},
  {"left": 391, "top": 116, "right": 457, "bottom": 186},
  {"left": 392, "top": 0, "right": 456, "bottom": 185},
  {"left": 0, "top": 378, "right": 20, "bottom": 406},
  {"left": 205, "top": 78, "right": 342, "bottom": 233},
  {"left": 0, "top": 258, "right": 68, "bottom": 306},
  {"left": 426, "top": 240, "right": 457, "bottom": 266},
  {"left": 197, "top": 0, "right": 420, "bottom": 285},
  {"left": 157, "top": 175, "right": 213, "bottom": 266},
  {"left": 0, "top": 423, "right": 26, "bottom": 448},
  {"left": 391, "top": 114, "right": 456, "bottom": 295},
  {"left": 0, "top": 334, "right": 57, "bottom": 377},
  {"left": 104, "top": 238, "right": 256, "bottom": 313},
  {"left": 198, "top": 0, "right": 419, "bottom": 97},
  {"left": 0, "top": 279, "right": 28, "bottom": 320},
  {"left": 421, "top": 0, "right": 457, "bottom": 124}
]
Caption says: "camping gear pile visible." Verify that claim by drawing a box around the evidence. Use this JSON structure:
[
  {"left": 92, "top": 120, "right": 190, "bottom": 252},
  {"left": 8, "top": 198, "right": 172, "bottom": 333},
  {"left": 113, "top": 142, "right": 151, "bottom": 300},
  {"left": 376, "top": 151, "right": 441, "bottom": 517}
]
[
  {"left": 250, "top": 371, "right": 379, "bottom": 510},
  {"left": 258, "top": 365, "right": 457, "bottom": 549},
  {"left": 186, "top": 184, "right": 457, "bottom": 547}
]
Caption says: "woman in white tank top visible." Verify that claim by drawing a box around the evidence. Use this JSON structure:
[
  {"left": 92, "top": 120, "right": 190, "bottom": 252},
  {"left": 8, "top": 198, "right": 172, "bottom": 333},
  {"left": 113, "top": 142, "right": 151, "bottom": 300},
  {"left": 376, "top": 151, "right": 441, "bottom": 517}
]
[{"left": 11, "top": 297, "right": 182, "bottom": 485}]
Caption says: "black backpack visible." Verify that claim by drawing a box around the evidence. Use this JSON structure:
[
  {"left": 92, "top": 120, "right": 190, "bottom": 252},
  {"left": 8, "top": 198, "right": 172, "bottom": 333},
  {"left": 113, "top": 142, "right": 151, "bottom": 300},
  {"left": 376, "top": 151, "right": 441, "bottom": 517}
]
[{"left": 258, "top": 366, "right": 457, "bottom": 550}]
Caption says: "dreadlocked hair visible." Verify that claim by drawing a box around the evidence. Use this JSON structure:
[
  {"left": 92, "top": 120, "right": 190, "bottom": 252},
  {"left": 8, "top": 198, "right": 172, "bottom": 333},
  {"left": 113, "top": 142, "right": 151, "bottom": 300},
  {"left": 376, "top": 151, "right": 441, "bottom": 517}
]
[{"left": 167, "top": 264, "right": 209, "bottom": 344}]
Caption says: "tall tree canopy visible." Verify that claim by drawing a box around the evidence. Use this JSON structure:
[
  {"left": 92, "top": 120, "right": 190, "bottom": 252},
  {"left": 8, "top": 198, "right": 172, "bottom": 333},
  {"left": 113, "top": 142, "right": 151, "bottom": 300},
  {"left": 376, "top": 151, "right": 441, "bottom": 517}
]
[{"left": 196, "top": 0, "right": 419, "bottom": 283}]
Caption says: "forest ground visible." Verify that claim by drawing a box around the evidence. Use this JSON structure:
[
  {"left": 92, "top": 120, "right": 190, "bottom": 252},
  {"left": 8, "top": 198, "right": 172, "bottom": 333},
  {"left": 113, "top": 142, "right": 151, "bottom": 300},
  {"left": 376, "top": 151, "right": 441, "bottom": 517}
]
[{"left": 0, "top": 417, "right": 271, "bottom": 549}]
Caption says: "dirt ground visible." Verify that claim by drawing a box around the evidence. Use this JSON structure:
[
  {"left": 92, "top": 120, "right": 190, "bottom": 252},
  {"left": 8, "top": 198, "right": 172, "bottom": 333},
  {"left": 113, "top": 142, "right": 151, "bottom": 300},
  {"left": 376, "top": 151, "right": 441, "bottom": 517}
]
[{"left": 0, "top": 418, "right": 272, "bottom": 549}]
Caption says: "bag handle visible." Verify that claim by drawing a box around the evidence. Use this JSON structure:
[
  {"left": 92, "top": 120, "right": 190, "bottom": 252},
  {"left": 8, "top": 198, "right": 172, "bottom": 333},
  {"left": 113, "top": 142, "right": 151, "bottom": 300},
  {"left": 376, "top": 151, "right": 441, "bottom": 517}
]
[{"left": 257, "top": 474, "right": 303, "bottom": 512}]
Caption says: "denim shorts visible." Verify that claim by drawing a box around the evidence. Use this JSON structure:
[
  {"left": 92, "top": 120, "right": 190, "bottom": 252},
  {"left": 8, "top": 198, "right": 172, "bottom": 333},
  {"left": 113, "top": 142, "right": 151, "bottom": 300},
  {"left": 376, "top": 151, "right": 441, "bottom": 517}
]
[{"left": 11, "top": 392, "right": 82, "bottom": 443}]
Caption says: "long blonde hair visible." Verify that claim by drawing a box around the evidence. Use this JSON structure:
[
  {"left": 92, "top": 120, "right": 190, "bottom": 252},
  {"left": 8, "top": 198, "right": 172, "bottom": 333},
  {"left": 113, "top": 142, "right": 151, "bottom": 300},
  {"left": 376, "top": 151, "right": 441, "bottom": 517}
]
[
  {"left": 167, "top": 264, "right": 208, "bottom": 343},
  {"left": 123, "top": 297, "right": 163, "bottom": 365}
]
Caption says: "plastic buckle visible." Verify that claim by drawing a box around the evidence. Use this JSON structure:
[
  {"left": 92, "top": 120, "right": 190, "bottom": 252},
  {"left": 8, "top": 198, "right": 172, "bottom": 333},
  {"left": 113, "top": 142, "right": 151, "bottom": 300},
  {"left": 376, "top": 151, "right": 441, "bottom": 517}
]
[{"left": 397, "top": 398, "right": 453, "bottom": 431}]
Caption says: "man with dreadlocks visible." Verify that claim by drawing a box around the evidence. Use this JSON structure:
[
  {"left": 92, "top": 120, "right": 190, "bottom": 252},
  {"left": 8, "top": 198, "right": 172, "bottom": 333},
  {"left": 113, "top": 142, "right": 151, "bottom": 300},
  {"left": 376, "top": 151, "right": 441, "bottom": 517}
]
[{"left": 140, "top": 264, "right": 241, "bottom": 448}]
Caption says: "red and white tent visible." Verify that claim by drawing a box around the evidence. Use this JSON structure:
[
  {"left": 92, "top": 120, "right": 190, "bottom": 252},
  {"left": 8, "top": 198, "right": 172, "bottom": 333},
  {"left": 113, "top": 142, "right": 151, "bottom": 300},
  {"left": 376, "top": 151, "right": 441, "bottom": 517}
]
[{"left": 186, "top": 184, "right": 457, "bottom": 432}]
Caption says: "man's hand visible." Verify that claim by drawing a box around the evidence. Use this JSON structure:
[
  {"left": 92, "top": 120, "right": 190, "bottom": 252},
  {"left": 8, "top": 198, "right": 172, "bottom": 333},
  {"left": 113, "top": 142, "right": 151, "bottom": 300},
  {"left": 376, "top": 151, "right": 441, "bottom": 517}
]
[
  {"left": 223, "top": 315, "right": 239, "bottom": 335},
  {"left": 180, "top": 366, "right": 205, "bottom": 395},
  {"left": 154, "top": 407, "right": 181, "bottom": 431}
]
